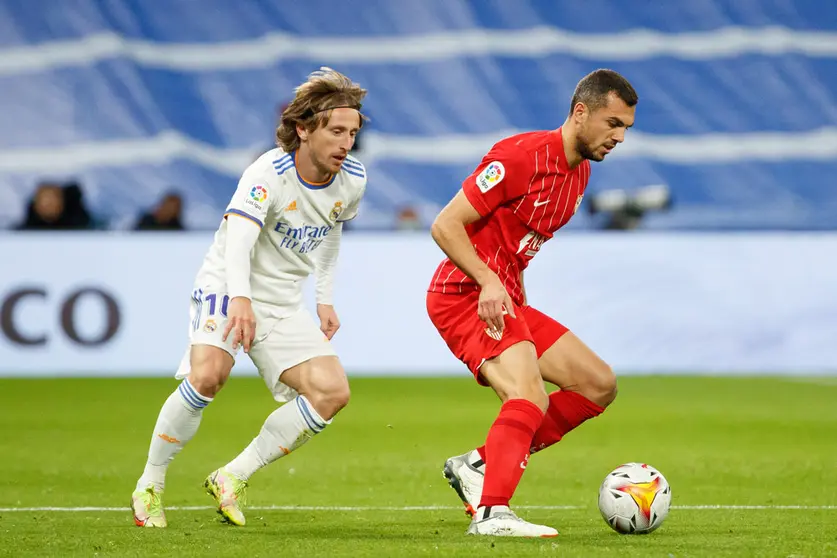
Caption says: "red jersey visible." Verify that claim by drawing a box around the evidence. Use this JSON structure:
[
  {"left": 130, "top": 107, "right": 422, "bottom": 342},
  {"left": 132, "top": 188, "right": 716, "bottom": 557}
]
[{"left": 428, "top": 128, "right": 591, "bottom": 305}]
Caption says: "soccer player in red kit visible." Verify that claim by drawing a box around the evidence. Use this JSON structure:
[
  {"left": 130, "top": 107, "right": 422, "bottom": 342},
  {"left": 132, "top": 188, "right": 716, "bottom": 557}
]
[{"left": 426, "top": 69, "right": 638, "bottom": 537}]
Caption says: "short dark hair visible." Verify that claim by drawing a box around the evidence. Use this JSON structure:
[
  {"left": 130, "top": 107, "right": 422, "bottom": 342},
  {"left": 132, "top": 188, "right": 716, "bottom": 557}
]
[{"left": 569, "top": 69, "right": 638, "bottom": 115}]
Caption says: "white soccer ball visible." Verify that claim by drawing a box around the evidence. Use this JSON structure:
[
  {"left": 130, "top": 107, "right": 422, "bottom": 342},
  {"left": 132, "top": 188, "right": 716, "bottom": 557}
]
[{"left": 598, "top": 462, "right": 672, "bottom": 534}]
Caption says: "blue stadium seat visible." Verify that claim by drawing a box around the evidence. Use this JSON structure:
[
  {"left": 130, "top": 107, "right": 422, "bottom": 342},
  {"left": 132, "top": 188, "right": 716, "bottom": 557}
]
[{"left": 0, "top": 0, "right": 835, "bottom": 230}]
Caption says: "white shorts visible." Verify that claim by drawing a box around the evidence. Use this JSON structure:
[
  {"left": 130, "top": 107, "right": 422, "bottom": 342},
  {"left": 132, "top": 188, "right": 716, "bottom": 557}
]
[{"left": 175, "top": 288, "right": 338, "bottom": 402}]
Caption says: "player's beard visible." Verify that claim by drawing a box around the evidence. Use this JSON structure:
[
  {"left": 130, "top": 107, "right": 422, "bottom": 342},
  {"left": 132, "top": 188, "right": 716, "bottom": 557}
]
[
  {"left": 575, "top": 132, "right": 604, "bottom": 162},
  {"left": 312, "top": 151, "right": 338, "bottom": 177}
]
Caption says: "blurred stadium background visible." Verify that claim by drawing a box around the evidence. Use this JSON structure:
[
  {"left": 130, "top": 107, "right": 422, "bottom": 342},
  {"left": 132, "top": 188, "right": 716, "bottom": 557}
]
[
  {"left": 2, "top": 0, "right": 835, "bottom": 376},
  {"left": 1, "top": 1, "right": 836, "bottom": 556}
]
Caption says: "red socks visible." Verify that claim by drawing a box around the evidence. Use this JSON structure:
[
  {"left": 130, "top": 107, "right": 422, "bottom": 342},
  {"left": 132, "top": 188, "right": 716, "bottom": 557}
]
[
  {"left": 478, "top": 399, "right": 545, "bottom": 508},
  {"left": 530, "top": 390, "right": 604, "bottom": 453},
  {"left": 475, "top": 390, "right": 604, "bottom": 465}
]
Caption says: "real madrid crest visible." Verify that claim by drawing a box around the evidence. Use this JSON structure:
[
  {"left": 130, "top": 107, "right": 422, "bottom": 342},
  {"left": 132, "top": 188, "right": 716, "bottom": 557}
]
[
  {"left": 330, "top": 201, "right": 344, "bottom": 221},
  {"left": 204, "top": 319, "right": 217, "bottom": 333}
]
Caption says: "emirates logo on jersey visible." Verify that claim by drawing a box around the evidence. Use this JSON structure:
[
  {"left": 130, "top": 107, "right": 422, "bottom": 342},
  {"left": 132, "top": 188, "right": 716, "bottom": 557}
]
[
  {"left": 516, "top": 230, "right": 547, "bottom": 257},
  {"left": 273, "top": 222, "right": 333, "bottom": 254}
]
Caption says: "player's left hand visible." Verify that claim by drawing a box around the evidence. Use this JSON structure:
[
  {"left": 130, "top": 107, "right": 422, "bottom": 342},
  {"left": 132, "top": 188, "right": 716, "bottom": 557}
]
[{"left": 317, "top": 304, "right": 341, "bottom": 340}]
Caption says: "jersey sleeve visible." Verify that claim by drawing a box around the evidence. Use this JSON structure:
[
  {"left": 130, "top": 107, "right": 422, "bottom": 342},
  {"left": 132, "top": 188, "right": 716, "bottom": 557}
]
[
  {"left": 224, "top": 166, "right": 279, "bottom": 228},
  {"left": 461, "top": 142, "right": 531, "bottom": 217},
  {"left": 338, "top": 157, "right": 367, "bottom": 222}
]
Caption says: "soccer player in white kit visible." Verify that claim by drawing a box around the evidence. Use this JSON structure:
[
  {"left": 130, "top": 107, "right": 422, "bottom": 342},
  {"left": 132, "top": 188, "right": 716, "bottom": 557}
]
[{"left": 131, "top": 68, "right": 368, "bottom": 528}]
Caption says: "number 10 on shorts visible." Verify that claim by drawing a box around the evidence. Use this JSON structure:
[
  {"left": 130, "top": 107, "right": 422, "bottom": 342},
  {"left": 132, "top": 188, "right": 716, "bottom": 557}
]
[{"left": 191, "top": 290, "right": 230, "bottom": 334}]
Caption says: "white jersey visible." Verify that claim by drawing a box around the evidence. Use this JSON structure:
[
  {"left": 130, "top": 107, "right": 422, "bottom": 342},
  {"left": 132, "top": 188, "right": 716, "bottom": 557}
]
[{"left": 194, "top": 148, "right": 367, "bottom": 317}]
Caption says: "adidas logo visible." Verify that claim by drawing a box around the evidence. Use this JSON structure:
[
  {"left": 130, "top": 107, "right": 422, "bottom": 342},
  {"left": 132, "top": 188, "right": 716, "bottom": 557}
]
[{"left": 285, "top": 200, "right": 297, "bottom": 211}]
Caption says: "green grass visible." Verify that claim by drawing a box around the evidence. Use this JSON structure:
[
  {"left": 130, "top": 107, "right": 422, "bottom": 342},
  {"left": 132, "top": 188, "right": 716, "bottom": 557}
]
[{"left": 1, "top": 376, "right": 836, "bottom": 557}]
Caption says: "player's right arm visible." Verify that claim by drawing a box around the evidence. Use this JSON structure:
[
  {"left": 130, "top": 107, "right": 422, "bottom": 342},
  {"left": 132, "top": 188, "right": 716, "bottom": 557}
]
[
  {"left": 430, "top": 142, "right": 528, "bottom": 335},
  {"left": 221, "top": 169, "right": 280, "bottom": 352},
  {"left": 223, "top": 217, "right": 259, "bottom": 353},
  {"left": 431, "top": 192, "right": 512, "bottom": 335}
]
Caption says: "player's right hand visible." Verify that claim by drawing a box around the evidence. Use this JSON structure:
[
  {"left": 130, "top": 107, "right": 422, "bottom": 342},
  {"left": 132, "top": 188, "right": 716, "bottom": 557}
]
[
  {"left": 477, "top": 274, "right": 516, "bottom": 336},
  {"left": 223, "top": 296, "right": 257, "bottom": 353}
]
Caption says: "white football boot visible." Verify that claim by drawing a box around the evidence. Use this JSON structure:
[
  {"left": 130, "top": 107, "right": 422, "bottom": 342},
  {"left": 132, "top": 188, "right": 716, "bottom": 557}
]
[
  {"left": 467, "top": 505, "right": 558, "bottom": 538},
  {"left": 443, "top": 450, "right": 485, "bottom": 518}
]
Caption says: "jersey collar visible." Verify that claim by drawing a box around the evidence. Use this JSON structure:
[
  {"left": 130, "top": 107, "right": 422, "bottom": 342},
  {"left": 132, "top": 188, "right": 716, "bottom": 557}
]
[
  {"left": 553, "top": 127, "right": 570, "bottom": 173},
  {"left": 293, "top": 151, "right": 336, "bottom": 190}
]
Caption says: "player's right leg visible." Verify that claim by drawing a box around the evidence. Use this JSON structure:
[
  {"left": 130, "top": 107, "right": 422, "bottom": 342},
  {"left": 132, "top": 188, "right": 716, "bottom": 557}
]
[
  {"left": 131, "top": 345, "right": 233, "bottom": 527},
  {"left": 427, "top": 291, "right": 557, "bottom": 537},
  {"left": 464, "top": 341, "right": 558, "bottom": 538},
  {"left": 131, "top": 289, "right": 236, "bottom": 528}
]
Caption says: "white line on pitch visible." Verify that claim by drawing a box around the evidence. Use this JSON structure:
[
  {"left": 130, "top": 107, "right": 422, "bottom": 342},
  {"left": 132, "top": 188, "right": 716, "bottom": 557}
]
[{"left": 1, "top": 504, "right": 835, "bottom": 513}]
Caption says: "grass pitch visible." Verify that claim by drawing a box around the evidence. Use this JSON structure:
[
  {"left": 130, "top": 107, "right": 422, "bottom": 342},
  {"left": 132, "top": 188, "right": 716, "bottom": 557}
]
[{"left": 1, "top": 375, "right": 835, "bottom": 557}]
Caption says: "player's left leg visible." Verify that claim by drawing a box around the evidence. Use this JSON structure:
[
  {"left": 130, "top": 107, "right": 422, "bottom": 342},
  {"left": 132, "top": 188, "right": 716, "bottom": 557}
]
[
  {"left": 206, "top": 356, "right": 346, "bottom": 525},
  {"left": 204, "top": 308, "right": 347, "bottom": 526},
  {"left": 470, "top": 307, "right": 614, "bottom": 459},
  {"left": 223, "top": 355, "right": 348, "bottom": 483},
  {"left": 528, "top": 330, "right": 616, "bottom": 454}
]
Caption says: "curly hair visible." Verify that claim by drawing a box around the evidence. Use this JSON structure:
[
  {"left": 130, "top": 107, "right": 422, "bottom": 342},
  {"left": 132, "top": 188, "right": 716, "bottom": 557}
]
[{"left": 276, "top": 67, "right": 368, "bottom": 152}]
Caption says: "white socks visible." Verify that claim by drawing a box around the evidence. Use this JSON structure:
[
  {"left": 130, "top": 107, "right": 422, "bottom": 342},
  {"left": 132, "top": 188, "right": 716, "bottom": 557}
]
[
  {"left": 225, "top": 395, "right": 329, "bottom": 481},
  {"left": 136, "top": 379, "right": 212, "bottom": 492},
  {"left": 136, "top": 386, "right": 329, "bottom": 491}
]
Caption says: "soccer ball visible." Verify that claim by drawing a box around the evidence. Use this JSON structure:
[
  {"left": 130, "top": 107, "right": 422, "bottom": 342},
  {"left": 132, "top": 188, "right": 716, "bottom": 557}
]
[{"left": 598, "top": 462, "right": 671, "bottom": 534}]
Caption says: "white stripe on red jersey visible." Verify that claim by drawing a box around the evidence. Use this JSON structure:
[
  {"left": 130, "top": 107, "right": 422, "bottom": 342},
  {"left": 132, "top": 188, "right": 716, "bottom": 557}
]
[{"left": 428, "top": 128, "right": 591, "bottom": 306}]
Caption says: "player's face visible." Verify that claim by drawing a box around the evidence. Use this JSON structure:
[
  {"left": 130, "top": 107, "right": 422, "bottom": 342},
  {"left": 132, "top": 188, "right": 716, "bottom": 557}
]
[
  {"left": 574, "top": 92, "right": 635, "bottom": 162},
  {"left": 304, "top": 107, "right": 361, "bottom": 175}
]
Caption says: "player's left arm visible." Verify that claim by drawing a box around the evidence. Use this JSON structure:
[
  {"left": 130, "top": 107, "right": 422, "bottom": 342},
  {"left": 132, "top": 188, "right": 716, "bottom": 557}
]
[
  {"left": 315, "top": 222, "right": 343, "bottom": 340},
  {"left": 315, "top": 184, "right": 365, "bottom": 339},
  {"left": 520, "top": 270, "right": 527, "bottom": 306}
]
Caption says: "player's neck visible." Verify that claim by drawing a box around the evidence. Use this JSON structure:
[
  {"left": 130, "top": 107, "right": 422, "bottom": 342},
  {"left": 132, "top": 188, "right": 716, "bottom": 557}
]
[
  {"left": 559, "top": 120, "right": 583, "bottom": 169},
  {"left": 295, "top": 148, "right": 333, "bottom": 184}
]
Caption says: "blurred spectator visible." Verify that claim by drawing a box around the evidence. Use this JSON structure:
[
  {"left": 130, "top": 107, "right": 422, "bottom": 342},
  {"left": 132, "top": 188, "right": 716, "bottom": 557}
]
[
  {"left": 134, "top": 192, "right": 185, "bottom": 231},
  {"left": 62, "top": 182, "right": 93, "bottom": 229},
  {"left": 15, "top": 181, "right": 93, "bottom": 230},
  {"left": 395, "top": 205, "right": 423, "bottom": 231}
]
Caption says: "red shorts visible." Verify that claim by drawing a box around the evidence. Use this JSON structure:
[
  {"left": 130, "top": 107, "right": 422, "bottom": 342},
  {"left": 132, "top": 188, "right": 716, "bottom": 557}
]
[{"left": 426, "top": 290, "right": 569, "bottom": 385}]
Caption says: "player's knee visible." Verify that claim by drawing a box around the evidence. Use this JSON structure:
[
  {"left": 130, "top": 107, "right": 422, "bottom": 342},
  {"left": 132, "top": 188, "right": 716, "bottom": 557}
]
[
  {"left": 502, "top": 377, "right": 549, "bottom": 412},
  {"left": 586, "top": 363, "right": 617, "bottom": 407},
  {"left": 188, "top": 347, "right": 233, "bottom": 397},
  {"left": 302, "top": 371, "right": 350, "bottom": 421},
  {"left": 188, "top": 368, "right": 227, "bottom": 398},
  {"left": 329, "top": 381, "right": 352, "bottom": 417},
  {"left": 307, "top": 382, "right": 350, "bottom": 421},
  {"left": 527, "top": 385, "right": 549, "bottom": 412}
]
